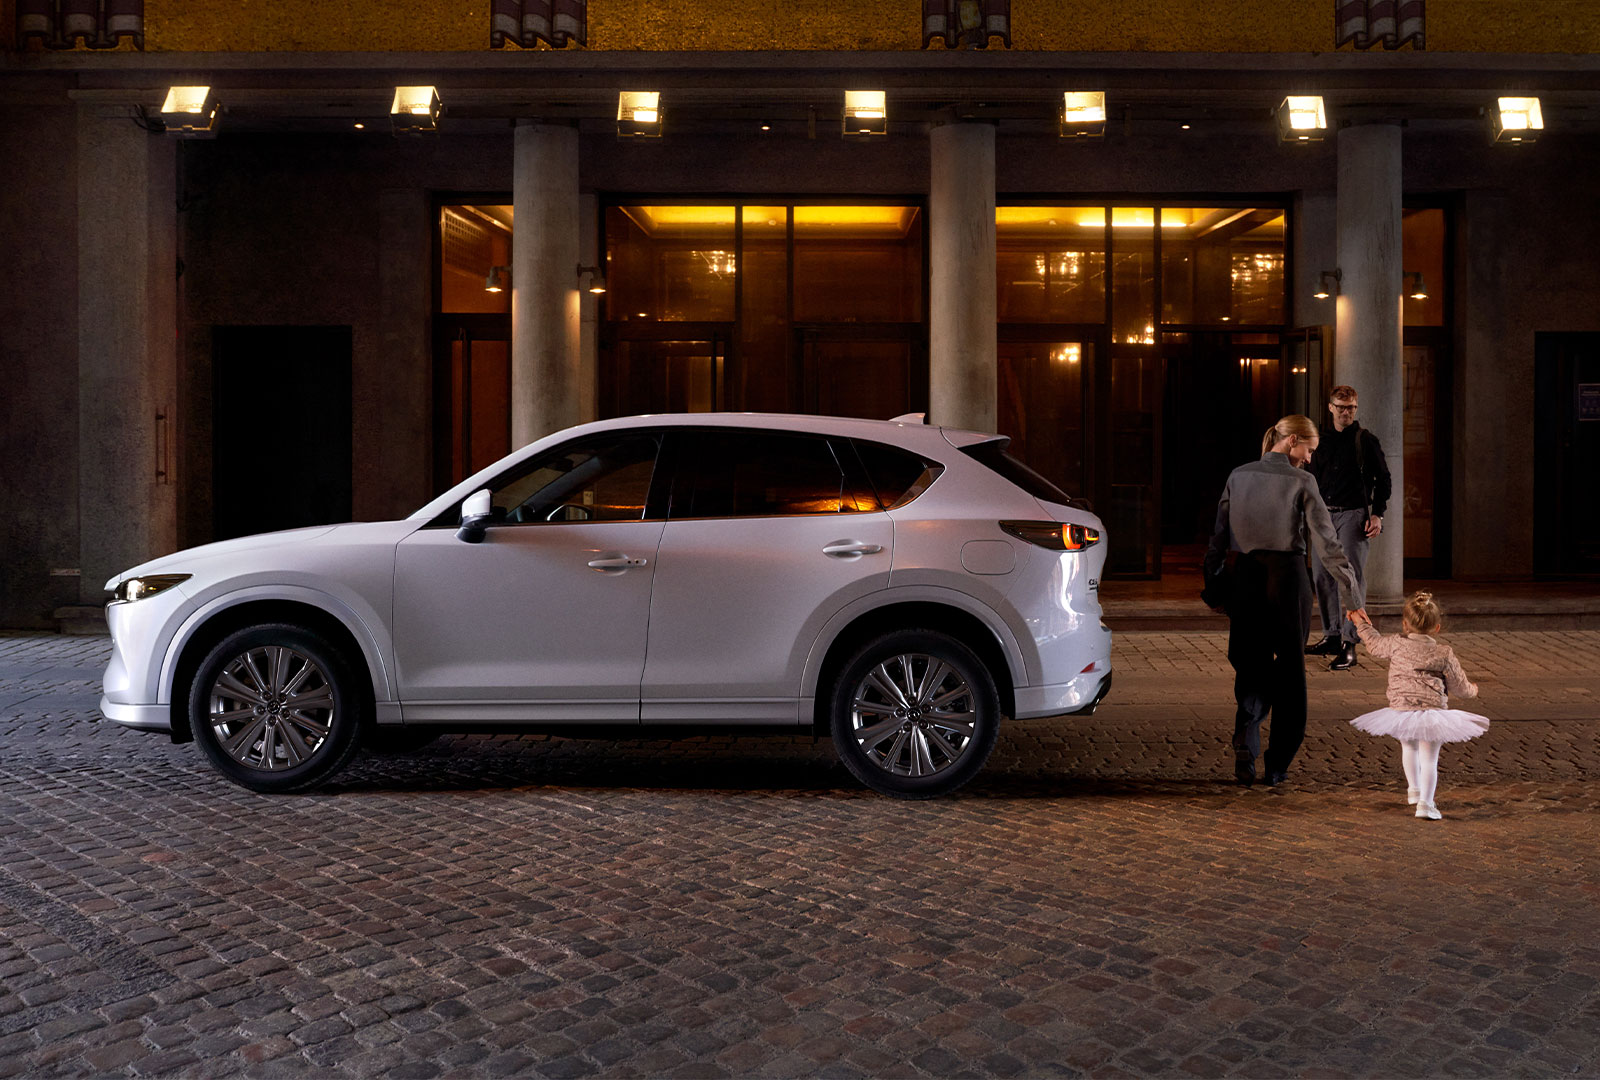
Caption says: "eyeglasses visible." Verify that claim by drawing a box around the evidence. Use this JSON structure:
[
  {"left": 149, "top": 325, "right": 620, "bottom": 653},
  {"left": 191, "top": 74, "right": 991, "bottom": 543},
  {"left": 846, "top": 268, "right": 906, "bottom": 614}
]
[{"left": 1330, "top": 403, "right": 1358, "bottom": 411}]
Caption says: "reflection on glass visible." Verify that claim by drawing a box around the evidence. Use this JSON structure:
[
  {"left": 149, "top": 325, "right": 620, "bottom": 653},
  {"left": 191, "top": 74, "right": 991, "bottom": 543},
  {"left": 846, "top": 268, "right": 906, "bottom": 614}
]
[
  {"left": 1403, "top": 208, "right": 1447, "bottom": 327},
  {"left": 1111, "top": 209, "right": 1156, "bottom": 344},
  {"left": 1403, "top": 345, "right": 1435, "bottom": 558},
  {"left": 996, "top": 207, "right": 1105, "bottom": 323},
  {"left": 996, "top": 341, "right": 1086, "bottom": 496},
  {"left": 449, "top": 338, "right": 509, "bottom": 482},
  {"left": 606, "top": 206, "right": 736, "bottom": 321},
  {"left": 439, "top": 205, "right": 512, "bottom": 314},
  {"left": 608, "top": 340, "right": 718, "bottom": 417},
  {"left": 739, "top": 206, "right": 790, "bottom": 412},
  {"left": 793, "top": 206, "right": 922, "bottom": 322},
  {"left": 1160, "top": 208, "right": 1284, "bottom": 325}
]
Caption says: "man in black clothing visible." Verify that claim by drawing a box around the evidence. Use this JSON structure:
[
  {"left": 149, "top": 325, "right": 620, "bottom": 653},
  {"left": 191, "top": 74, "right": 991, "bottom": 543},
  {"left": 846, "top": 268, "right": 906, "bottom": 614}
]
[{"left": 1307, "top": 385, "right": 1391, "bottom": 671}]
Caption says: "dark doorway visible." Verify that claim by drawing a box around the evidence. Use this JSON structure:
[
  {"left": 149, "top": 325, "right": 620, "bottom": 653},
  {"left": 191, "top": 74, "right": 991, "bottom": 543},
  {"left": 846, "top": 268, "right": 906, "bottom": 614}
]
[
  {"left": 1535, "top": 332, "right": 1600, "bottom": 576},
  {"left": 797, "top": 327, "right": 925, "bottom": 421},
  {"left": 213, "top": 326, "right": 352, "bottom": 541}
]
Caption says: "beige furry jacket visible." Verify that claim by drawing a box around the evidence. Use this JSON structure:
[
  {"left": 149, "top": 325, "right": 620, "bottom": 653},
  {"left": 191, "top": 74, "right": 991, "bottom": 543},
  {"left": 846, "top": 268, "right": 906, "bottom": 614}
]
[{"left": 1355, "top": 622, "right": 1479, "bottom": 710}]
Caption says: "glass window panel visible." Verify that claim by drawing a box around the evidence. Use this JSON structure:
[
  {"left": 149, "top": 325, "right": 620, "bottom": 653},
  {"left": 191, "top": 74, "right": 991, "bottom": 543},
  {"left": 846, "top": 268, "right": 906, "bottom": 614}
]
[
  {"left": 606, "top": 340, "right": 718, "bottom": 418},
  {"left": 996, "top": 340, "right": 1087, "bottom": 497},
  {"left": 1229, "top": 213, "right": 1285, "bottom": 325},
  {"left": 492, "top": 434, "right": 661, "bottom": 524},
  {"left": 996, "top": 208, "right": 1106, "bottom": 323},
  {"left": 606, "top": 206, "right": 735, "bottom": 321},
  {"left": 1159, "top": 208, "right": 1284, "bottom": 326},
  {"left": 439, "top": 205, "right": 511, "bottom": 314},
  {"left": 1403, "top": 344, "right": 1436, "bottom": 557},
  {"left": 738, "top": 206, "right": 790, "bottom": 411},
  {"left": 1111, "top": 209, "right": 1156, "bottom": 344},
  {"left": 1403, "top": 208, "right": 1447, "bottom": 327},
  {"left": 678, "top": 431, "right": 853, "bottom": 518},
  {"left": 449, "top": 339, "right": 510, "bottom": 482},
  {"left": 793, "top": 206, "right": 922, "bottom": 322}
]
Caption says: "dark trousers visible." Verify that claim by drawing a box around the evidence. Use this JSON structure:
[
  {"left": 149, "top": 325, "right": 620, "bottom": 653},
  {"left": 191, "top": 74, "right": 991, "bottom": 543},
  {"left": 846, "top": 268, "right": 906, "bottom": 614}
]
[
  {"left": 1311, "top": 508, "right": 1368, "bottom": 644},
  {"left": 1226, "top": 550, "right": 1314, "bottom": 774}
]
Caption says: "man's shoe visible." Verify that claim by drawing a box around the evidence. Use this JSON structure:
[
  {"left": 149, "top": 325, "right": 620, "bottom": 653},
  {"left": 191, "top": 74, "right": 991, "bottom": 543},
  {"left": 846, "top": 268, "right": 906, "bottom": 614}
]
[
  {"left": 1265, "top": 770, "right": 1288, "bottom": 787},
  {"left": 1234, "top": 756, "right": 1256, "bottom": 787},
  {"left": 1329, "top": 643, "right": 1358, "bottom": 671},
  {"left": 1307, "top": 635, "right": 1342, "bottom": 656}
]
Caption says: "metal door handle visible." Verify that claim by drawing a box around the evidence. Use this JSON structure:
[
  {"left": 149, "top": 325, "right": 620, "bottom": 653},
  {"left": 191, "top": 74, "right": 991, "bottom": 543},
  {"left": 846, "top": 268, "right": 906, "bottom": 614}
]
[
  {"left": 823, "top": 540, "right": 883, "bottom": 558},
  {"left": 587, "top": 555, "right": 649, "bottom": 571}
]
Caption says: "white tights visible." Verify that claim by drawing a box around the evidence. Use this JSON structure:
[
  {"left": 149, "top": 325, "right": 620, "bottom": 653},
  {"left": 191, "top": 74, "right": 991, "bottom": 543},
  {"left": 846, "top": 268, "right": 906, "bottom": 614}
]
[{"left": 1401, "top": 739, "right": 1442, "bottom": 805}]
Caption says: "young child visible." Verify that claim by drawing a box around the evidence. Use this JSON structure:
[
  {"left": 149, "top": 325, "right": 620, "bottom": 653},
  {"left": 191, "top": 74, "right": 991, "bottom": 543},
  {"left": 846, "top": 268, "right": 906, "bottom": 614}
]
[{"left": 1347, "top": 592, "right": 1488, "bottom": 820}]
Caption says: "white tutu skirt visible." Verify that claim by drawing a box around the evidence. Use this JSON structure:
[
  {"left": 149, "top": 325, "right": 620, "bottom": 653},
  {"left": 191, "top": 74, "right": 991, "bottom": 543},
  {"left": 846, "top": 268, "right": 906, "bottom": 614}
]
[{"left": 1350, "top": 706, "right": 1490, "bottom": 744}]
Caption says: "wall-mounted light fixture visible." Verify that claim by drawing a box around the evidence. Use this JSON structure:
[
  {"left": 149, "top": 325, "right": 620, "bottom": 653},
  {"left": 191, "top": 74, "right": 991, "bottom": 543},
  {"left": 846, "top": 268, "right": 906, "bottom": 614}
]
[
  {"left": 1058, "top": 92, "right": 1106, "bottom": 138},
  {"left": 843, "top": 90, "right": 887, "bottom": 137},
  {"left": 160, "top": 86, "right": 220, "bottom": 136},
  {"left": 1492, "top": 96, "right": 1543, "bottom": 143},
  {"left": 1276, "top": 95, "right": 1327, "bottom": 142},
  {"left": 1405, "top": 271, "right": 1428, "bottom": 300},
  {"left": 577, "top": 264, "right": 607, "bottom": 294},
  {"left": 484, "top": 265, "right": 509, "bottom": 293},
  {"left": 1313, "top": 269, "right": 1341, "bottom": 299},
  {"left": 617, "top": 92, "right": 662, "bottom": 138},
  {"left": 391, "top": 86, "right": 441, "bottom": 133}
]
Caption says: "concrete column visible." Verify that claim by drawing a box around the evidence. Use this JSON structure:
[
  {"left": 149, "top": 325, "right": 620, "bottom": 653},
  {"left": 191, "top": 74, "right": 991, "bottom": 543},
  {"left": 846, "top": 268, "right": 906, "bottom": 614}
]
[
  {"left": 928, "top": 122, "right": 997, "bottom": 433},
  {"left": 511, "top": 122, "right": 581, "bottom": 448},
  {"left": 75, "top": 107, "right": 177, "bottom": 614},
  {"left": 1335, "top": 123, "right": 1403, "bottom": 603}
]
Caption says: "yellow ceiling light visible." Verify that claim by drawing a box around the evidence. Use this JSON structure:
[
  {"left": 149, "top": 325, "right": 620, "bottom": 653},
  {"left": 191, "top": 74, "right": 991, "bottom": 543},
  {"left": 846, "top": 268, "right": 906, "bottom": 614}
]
[
  {"left": 1059, "top": 92, "right": 1106, "bottom": 138},
  {"left": 618, "top": 91, "right": 663, "bottom": 138},
  {"left": 160, "top": 85, "right": 219, "bottom": 136},
  {"left": 1493, "top": 96, "right": 1543, "bottom": 143},
  {"left": 843, "top": 90, "right": 888, "bottom": 137},
  {"left": 390, "top": 86, "right": 441, "bottom": 133},
  {"left": 1276, "top": 96, "right": 1327, "bottom": 142}
]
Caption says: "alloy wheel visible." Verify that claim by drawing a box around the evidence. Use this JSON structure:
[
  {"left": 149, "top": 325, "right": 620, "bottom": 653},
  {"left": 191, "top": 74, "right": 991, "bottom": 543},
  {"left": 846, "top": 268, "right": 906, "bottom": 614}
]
[
  {"left": 207, "top": 645, "right": 336, "bottom": 771},
  {"left": 847, "top": 652, "right": 977, "bottom": 778}
]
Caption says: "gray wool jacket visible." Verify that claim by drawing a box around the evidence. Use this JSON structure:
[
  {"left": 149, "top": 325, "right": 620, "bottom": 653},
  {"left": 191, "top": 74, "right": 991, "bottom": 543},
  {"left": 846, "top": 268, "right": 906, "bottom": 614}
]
[{"left": 1204, "top": 451, "right": 1359, "bottom": 610}]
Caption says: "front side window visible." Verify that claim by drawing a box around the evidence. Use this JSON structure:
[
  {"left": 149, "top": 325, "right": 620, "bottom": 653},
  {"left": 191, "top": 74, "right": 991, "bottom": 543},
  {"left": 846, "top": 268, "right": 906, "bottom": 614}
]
[
  {"left": 672, "top": 431, "right": 877, "bottom": 518},
  {"left": 490, "top": 433, "right": 661, "bottom": 524}
]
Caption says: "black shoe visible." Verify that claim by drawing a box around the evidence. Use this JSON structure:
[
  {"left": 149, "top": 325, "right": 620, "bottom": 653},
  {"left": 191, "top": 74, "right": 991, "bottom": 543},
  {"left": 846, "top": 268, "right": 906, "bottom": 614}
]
[
  {"left": 1329, "top": 643, "right": 1358, "bottom": 671},
  {"left": 1307, "top": 635, "right": 1342, "bottom": 656},
  {"left": 1234, "top": 756, "right": 1256, "bottom": 787},
  {"left": 1265, "top": 770, "right": 1288, "bottom": 787}
]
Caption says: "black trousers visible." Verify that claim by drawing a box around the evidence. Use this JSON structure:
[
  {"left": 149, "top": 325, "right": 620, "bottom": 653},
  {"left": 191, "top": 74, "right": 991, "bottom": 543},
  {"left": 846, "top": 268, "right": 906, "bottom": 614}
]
[{"left": 1225, "top": 550, "right": 1314, "bottom": 773}]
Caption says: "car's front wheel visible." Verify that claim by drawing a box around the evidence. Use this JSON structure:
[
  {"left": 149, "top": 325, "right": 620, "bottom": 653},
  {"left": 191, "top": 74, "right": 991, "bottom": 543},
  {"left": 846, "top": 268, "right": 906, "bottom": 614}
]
[
  {"left": 830, "top": 629, "right": 1000, "bottom": 798},
  {"left": 189, "top": 624, "right": 366, "bottom": 793}
]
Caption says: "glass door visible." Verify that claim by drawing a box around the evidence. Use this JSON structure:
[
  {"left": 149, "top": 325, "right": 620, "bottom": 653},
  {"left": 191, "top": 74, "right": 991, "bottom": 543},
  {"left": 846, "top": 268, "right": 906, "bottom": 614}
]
[
  {"left": 797, "top": 327, "right": 925, "bottom": 421},
  {"left": 433, "top": 317, "right": 511, "bottom": 491},
  {"left": 601, "top": 326, "right": 732, "bottom": 418},
  {"left": 1100, "top": 346, "right": 1163, "bottom": 576}
]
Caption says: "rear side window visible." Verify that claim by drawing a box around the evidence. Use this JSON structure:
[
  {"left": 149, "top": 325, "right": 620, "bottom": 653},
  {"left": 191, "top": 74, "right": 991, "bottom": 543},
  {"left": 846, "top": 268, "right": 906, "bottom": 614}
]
[
  {"left": 961, "top": 440, "right": 1076, "bottom": 506},
  {"left": 673, "top": 431, "right": 876, "bottom": 518},
  {"left": 851, "top": 439, "right": 943, "bottom": 509}
]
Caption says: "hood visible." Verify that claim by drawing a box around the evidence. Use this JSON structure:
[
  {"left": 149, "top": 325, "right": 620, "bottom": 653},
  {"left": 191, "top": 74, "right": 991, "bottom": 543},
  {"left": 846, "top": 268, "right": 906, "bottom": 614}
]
[{"left": 104, "top": 525, "right": 341, "bottom": 591}]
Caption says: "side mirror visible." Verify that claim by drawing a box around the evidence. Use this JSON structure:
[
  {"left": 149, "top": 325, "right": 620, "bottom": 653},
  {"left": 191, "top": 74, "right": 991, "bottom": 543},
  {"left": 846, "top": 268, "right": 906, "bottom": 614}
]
[{"left": 455, "top": 489, "right": 495, "bottom": 544}]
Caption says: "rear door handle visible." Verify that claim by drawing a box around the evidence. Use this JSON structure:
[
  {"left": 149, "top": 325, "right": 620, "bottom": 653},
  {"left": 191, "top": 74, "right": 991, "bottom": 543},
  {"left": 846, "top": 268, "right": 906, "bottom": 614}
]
[
  {"left": 587, "top": 555, "right": 649, "bottom": 571},
  {"left": 823, "top": 540, "right": 883, "bottom": 559}
]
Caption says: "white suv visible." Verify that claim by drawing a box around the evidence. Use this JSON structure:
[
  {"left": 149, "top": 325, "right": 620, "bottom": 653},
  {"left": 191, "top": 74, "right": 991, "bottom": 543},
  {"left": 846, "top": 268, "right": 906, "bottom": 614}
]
[{"left": 101, "top": 413, "right": 1111, "bottom": 798}]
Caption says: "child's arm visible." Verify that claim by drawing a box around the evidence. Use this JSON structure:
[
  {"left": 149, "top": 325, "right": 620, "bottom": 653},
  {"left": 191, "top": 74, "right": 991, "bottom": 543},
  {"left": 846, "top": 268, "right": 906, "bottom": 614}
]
[
  {"left": 1443, "top": 651, "right": 1479, "bottom": 700},
  {"left": 1349, "top": 609, "right": 1398, "bottom": 658}
]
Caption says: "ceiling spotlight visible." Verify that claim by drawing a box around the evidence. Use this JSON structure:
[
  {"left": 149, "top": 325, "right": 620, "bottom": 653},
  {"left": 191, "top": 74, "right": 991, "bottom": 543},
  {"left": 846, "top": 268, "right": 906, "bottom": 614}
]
[
  {"left": 618, "top": 91, "right": 662, "bottom": 138},
  {"left": 1058, "top": 92, "right": 1106, "bottom": 138},
  {"left": 1277, "top": 95, "right": 1327, "bottom": 143},
  {"left": 390, "top": 86, "right": 441, "bottom": 133},
  {"left": 159, "top": 86, "right": 220, "bottom": 137},
  {"left": 1314, "top": 269, "right": 1341, "bottom": 300},
  {"left": 1405, "top": 271, "right": 1428, "bottom": 300},
  {"left": 1493, "top": 96, "right": 1543, "bottom": 143},
  {"left": 484, "top": 265, "right": 509, "bottom": 293},
  {"left": 843, "top": 90, "right": 887, "bottom": 137}
]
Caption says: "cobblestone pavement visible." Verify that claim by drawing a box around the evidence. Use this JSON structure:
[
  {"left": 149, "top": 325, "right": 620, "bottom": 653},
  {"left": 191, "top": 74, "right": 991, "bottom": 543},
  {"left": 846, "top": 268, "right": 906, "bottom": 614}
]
[{"left": 1, "top": 631, "right": 1597, "bottom": 1078}]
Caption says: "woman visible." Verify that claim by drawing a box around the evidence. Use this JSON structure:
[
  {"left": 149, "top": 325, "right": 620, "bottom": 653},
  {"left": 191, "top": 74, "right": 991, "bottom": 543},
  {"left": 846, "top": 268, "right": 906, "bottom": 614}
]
[{"left": 1203, "top": 415, "right": 1359, "bottom": 788}]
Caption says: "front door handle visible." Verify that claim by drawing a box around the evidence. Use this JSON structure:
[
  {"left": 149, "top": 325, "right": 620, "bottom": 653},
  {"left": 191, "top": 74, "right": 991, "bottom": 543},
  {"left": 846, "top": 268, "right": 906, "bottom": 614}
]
[
  {"left": 822, "top": 540, "right": 883, "bottom": 559},
  {"left": 587, "top": 555, "right": 649, "bottom": 571}
]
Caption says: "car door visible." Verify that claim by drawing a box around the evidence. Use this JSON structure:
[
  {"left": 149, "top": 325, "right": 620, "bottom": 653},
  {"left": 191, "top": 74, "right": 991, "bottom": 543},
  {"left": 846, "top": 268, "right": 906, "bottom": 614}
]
[
  {"left": 392, "top": 431, "right": 664, "bottom": 723},
  {"left": 640, "top": 429, "right": 894, "bottom": 724}
]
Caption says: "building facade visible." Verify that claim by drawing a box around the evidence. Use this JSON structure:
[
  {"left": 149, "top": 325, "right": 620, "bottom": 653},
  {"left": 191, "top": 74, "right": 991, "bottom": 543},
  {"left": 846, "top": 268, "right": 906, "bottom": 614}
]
[{"left": 3, "top": 0, "right": 1600, "bottom": 629}]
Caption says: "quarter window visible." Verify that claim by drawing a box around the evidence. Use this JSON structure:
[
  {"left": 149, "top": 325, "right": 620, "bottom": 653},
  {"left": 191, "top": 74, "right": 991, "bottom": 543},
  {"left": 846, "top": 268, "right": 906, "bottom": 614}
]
[
  {"left": 673, "top": 431, "right": 875, "bottom": 518},
  {"left": 490, "top": 433, "right": 661, "bottom": 523}
]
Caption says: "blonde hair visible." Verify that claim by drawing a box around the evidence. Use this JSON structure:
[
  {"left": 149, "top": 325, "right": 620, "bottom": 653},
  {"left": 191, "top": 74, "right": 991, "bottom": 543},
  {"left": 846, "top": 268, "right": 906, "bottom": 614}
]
[
  {"left": 1402, "top": 591, "right": 1443, "bottom": 635},
  {"left": 1262, "top": 414, "right": 1319, "bottom": 455}
]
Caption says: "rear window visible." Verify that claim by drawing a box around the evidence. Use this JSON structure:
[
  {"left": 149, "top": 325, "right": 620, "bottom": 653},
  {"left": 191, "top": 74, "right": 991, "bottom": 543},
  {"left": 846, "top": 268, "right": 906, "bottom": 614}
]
[
  {"left": 851, "top": 439, "right": 943, "bottom": 509},
  {"left": 960, "top": 441, "right": 1077, "bottom": 506}
]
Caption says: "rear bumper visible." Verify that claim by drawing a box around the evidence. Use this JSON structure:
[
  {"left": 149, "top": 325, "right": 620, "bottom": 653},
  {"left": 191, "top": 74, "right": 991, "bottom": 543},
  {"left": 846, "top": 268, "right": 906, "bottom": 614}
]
[
  {"left": 99, "top": 697, "right": 172, "bottom": 732},
  {"left": 1012, "top": 668, "right": 1112, "bottom": 718}
]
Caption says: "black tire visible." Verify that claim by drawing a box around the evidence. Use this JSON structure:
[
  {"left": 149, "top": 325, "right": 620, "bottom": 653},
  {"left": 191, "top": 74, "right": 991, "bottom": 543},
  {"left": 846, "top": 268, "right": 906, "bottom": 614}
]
[
  {"left": 829, "top": 628, "right": 1001, "bottom": 798},
  {"left": 189, "top": 623, "right": 367, "bottom": 793},
  {"left": 362, "top": 727, "right": 443, "bottom": 754}
]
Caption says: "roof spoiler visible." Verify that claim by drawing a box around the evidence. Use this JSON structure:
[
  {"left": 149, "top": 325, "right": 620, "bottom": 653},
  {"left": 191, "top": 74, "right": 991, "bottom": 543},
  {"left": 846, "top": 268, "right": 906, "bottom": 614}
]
[{"left": 889, "top": 411, "right": 928, "bottom": 424}]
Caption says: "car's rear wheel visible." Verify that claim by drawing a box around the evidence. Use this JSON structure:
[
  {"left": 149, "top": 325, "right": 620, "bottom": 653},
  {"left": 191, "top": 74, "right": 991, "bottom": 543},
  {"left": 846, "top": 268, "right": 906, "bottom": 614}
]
[
  {"left": 189, "top": 624, "right": 366, "bottom": 793},
  {"left": 830, "top": 629, "right": 1000, "bottom": 798}
]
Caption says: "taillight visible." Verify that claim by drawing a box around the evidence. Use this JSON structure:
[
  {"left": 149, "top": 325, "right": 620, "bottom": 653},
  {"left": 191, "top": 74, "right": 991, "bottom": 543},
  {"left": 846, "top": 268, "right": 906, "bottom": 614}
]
[{"left": 999, "top": 520, "right": 1102, "bottom": 551}]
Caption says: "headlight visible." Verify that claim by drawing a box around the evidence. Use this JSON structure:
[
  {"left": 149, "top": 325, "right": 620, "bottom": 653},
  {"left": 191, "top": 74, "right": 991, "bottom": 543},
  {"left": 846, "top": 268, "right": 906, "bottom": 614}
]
[{"left": 113, "top": 574, "right": 190, "bottom": 603}]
